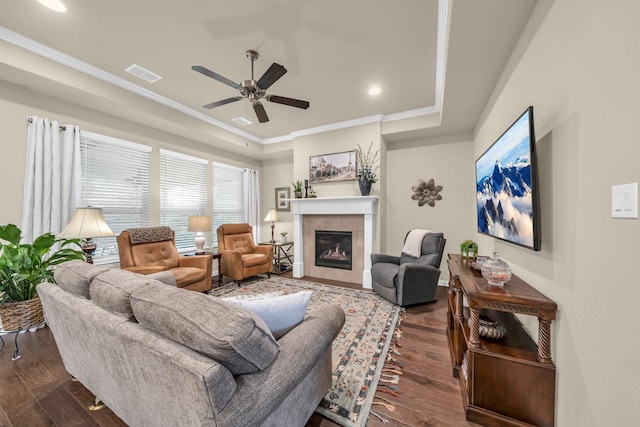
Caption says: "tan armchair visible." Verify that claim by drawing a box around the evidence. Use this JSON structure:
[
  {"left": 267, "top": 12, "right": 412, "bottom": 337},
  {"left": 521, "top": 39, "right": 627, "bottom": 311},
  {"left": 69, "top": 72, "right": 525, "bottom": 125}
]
[
  {"left": 117, "top": 226, "right": 213, "bottom": 292},
  {"left": 217, "top": 223, "right": 273, "bottom": 285}
]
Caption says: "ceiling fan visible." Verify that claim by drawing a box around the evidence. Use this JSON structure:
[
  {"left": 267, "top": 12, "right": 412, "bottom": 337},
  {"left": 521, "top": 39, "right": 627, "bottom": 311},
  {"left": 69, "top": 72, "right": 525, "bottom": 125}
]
[{"left": 192, "top": 50, "right": 310, "bottom": 123}]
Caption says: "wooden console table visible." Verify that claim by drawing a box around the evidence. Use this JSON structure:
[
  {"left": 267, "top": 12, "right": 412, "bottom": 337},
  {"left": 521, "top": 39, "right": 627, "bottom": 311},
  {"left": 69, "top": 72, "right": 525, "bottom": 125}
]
[{"left": 446, "top": 254, "right": 557, "bottom": 427}]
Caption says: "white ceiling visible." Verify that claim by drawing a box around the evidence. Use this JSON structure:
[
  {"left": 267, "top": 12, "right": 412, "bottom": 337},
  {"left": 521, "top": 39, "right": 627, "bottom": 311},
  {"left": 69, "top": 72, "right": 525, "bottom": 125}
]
[{"left": 0, "top": 0, "right": 537, "bottom": 152}]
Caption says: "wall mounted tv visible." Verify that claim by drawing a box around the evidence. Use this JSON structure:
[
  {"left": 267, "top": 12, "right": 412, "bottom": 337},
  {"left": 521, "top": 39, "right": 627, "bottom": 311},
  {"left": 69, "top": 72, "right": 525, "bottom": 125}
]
[{"left": 475, "top": 106, "right": 541, "bottom": 251}]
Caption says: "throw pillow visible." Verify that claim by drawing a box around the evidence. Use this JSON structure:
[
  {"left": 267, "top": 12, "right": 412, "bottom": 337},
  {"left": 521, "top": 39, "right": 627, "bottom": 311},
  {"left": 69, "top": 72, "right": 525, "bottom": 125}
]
[
  {"left": 226, "top": 291, "right": 312, "bottom": 339},
  {"left": 53, "top": 260, "right": 109, "bottom": 298},
  {"left": 90, "top": 269, "right": 155, "bottom": 320}
]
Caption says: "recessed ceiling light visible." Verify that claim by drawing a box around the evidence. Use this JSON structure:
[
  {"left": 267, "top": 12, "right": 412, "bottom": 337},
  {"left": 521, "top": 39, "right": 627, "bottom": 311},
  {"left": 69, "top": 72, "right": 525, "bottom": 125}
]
[
  {"left": 38, "top": 0, "right": 67, "bottom": 12},
  {"left": 368, "top": 86, "right": 382, "bottom": 96},
  {"left": 232, "top": 117, "right": 253, "bottom": 126}
]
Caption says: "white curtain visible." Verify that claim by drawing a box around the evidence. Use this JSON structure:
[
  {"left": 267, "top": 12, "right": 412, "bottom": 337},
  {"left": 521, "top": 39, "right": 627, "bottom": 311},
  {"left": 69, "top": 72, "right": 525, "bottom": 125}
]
[
  {"left": 243, "top": 168, "right": 260, "bottom": 242},
  {"left": 21, "top": 117, "right": 81, "bottom": 243}
]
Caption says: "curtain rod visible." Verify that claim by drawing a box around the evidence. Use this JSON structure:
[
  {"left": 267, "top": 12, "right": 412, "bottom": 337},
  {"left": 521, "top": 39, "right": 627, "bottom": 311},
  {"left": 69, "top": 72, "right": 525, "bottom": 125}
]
[{"left": 26, "top": 117, "right": 67, "bottom": 131}]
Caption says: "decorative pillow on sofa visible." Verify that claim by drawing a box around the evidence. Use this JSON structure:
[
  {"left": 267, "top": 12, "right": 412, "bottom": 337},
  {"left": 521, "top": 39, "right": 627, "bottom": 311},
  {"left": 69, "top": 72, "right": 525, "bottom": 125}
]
[
  {"left": 130, "top": 282, "right": 279, "bottom": 375},
  {"left": 90, "top": 269, "right": 155, "bottom": 320},
  {"left": 53, "top": 260, "right": 109, "bottom": 298},
  {"left": 225, "top": 291, "right": 313, "bottom": 339}
]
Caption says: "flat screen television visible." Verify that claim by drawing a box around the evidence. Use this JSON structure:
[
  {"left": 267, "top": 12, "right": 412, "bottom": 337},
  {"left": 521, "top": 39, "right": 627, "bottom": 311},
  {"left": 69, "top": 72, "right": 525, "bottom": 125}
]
[{"left": 475, "top": 106, "right": 541, "bottom": 251}]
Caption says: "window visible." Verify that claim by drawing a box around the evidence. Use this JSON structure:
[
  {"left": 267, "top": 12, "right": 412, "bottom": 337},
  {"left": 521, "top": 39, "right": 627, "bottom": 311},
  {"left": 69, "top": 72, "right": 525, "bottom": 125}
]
[
  {"left": 212, "top": 163, "right": 244, "bottom": 247},
  {"left": 80, "top": 131, "right": 151, "bottom": 264},
  {"left": 160, "top": 149, "right": 208, "bottom": 251}
]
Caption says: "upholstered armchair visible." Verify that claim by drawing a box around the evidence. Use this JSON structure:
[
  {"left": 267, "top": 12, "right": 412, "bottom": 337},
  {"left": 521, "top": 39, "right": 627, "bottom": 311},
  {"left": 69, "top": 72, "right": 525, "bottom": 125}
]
[
  {"left": 371, "top": 231, "right": 446, "bottom": 306},
  {"left": 217, "top": 223, "right": 273, "bottom": 285},
  {"left": 117, "top": 226, "right": 213, "bottom": 292}
]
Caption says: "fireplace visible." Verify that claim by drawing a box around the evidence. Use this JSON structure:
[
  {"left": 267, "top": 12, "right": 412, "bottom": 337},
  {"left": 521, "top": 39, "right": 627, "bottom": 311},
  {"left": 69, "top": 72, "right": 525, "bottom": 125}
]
[
  {"left": 315, "top": 230, "right": 352, "bottom": 270},
  {"left": 290, "top": 196, "right": 378, "bottom": 288}
]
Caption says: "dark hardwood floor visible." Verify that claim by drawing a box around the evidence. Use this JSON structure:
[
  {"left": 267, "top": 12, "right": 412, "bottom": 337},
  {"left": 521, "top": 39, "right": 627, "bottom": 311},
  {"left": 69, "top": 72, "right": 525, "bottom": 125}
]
[{"left": 0, "top": 274, "right": 477, "bottom": 426}]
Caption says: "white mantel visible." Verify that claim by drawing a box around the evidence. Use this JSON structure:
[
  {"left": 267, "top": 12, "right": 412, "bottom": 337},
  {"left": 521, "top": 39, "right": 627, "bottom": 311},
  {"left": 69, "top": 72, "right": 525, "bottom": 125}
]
[{"left": 289, "top": 196, "right": 378, "bottom": 288}]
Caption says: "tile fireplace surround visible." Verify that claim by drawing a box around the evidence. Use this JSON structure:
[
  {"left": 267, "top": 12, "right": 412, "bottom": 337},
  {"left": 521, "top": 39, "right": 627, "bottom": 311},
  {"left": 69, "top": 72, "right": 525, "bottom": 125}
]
[{"left": 290, "top": 196, "right": 378, "bottom": 288}]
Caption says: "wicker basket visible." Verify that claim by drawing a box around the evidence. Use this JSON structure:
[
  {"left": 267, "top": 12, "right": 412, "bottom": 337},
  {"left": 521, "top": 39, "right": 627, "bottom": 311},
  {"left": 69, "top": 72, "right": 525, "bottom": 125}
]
[{"left": 0, "top": 296, "right": 44, "bottom": 332}]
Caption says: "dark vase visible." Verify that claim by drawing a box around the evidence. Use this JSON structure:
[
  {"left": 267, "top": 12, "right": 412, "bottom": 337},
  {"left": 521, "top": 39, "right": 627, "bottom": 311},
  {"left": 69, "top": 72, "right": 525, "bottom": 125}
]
[{"left": 358, "top": 180, "right": 372, "bottom": 196}]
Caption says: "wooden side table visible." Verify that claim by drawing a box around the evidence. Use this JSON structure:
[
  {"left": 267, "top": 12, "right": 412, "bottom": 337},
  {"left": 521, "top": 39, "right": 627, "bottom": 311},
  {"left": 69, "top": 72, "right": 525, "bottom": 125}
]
[{"left": 184, "top": 251, "right": 223, "bottom": 287}]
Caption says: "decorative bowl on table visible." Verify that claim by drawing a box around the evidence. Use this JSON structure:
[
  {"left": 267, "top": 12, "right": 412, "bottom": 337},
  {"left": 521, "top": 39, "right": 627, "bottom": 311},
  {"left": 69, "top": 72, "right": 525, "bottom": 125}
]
[
  {"left": 480, "top": 253, "right": 511, "bottom": 287},
  {"left": 469, "top": 314, "right": 507, "bottom": 340}
]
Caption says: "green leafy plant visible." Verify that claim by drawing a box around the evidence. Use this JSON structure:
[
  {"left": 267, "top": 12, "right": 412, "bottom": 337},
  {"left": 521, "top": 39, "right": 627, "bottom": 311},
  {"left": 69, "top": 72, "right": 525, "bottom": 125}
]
[
  {"left": 280, "top": 232, "right": 288, "bottom": 237},
  {"left": 355, "top": 142, "right": 380, "bottom": 183},
  {"left": 292, "top": 180, "right": 303, "bottom": 192},
  {"left": 460, "top": 240, "right": 478, "bottom": 259},
  {"left": 0, "top": 224, "right": 84, "bottom": 304}
]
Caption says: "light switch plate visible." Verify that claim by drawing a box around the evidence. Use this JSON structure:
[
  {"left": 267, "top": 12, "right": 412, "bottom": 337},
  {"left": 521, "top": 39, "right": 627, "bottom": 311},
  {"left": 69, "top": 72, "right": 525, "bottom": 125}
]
[{"left": 612, "top": 183, "right": 638, "bottom": 218}]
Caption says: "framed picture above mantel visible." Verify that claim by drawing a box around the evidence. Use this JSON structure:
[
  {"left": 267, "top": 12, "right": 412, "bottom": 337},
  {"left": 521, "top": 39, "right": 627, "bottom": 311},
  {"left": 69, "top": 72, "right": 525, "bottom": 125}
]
[{"left": 309, "top": 150, "right": 357, "bottom": 184}]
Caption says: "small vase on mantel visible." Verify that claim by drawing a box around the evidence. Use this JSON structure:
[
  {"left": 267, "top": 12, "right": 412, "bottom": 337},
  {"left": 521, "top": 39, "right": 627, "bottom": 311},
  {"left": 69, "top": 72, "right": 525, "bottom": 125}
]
[{"left": 358, "top": 180, "right": 372, "bottom": 196}]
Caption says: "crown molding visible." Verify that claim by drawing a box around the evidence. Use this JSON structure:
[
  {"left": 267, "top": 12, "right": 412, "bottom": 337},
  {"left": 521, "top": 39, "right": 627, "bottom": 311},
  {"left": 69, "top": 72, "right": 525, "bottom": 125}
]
[
  {"left": 0, "top": 0, "right": 450, "bottom": 145},
  {"left": 0, "top": 25, "right": 263, "bottom": 145}
]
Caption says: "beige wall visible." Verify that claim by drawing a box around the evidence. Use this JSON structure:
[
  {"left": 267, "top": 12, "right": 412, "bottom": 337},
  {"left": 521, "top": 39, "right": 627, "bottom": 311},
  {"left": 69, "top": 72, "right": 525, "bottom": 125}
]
[
  {"left": 385, "top": 136, "right": 475, "bottom": 279},
  {"left": 279, "top": 126, "right": 475, "bottom": 282},
  {"left": 474, "top": 0, "right": 640, "bottom": 425},
  {"left": 260, "top": 158, "right": 294, "bottom": 244},
  {"left": 290, "top": 123, "right": 383, "bottom": 254}
]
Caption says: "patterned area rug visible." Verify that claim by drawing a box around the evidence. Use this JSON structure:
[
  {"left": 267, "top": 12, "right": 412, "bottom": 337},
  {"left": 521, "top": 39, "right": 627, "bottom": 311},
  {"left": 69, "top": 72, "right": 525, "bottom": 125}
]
[{"left": 210, "top": 277, "right": 401, "bottom": 427}]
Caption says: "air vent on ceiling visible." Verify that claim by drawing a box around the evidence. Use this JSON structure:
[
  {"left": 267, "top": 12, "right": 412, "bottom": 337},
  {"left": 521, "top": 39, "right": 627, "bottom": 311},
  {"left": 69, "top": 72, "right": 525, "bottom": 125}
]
[
  {"left": 232, "top": 117, "right": 253, "bottom": 126},
  {"left": 125, "top": 64, "right": 162, "bottom": 83}
]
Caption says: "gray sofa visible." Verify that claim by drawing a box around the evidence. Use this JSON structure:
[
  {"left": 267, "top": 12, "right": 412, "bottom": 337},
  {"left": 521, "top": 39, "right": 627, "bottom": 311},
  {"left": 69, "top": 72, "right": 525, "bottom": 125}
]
[{"left": 37, "top": 260, "right": 345, "bottom": 427}]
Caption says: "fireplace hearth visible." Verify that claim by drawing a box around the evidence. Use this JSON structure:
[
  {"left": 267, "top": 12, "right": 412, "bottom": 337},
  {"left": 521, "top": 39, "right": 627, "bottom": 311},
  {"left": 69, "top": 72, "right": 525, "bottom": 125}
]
[{"left": 315, "top": 230, "right": 352, "bottom": 270}]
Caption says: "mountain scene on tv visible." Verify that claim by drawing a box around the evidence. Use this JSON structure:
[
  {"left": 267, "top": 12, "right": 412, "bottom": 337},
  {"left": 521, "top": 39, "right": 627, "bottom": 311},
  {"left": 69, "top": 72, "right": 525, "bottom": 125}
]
[{"left": 476, "top": 113, "right": 534, "bottom": 248}]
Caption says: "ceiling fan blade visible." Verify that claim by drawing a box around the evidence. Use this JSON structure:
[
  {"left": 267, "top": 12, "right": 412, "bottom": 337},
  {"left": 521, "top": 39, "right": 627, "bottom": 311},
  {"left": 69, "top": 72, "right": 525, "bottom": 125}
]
[
  {"left": 253, "top": 101, "right": 269, "bottom": 123},
  {"left": 267, "top": 94, "right": 310, "bottom": 109},
  {"left": 256, "top": 63, "right": 287, "bottom": 89},
  {"left": 191, "top": 65, "right": 241, "bottom": 90},
  {"left": 202, "top": 96, "right": 243, "bottom": 109}
]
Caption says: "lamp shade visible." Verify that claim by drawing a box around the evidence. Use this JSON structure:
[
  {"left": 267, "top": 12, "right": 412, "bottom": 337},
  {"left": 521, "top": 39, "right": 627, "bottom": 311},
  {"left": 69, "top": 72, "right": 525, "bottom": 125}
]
[
  {"left": 187, "top": 215, "right": 211, "bottom": 232},
  {"left": 264, "top": 209, "right": 281, "bottom": 223},
  {"left": 58, "top": 207, "right": 114, "bottom": 239}
]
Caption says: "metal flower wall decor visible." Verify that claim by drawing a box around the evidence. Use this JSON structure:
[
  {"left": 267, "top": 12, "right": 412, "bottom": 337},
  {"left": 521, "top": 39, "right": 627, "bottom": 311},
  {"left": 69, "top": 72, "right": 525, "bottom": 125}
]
[{"left": 411, "top": 178, "right": 443, "bottom": 207}]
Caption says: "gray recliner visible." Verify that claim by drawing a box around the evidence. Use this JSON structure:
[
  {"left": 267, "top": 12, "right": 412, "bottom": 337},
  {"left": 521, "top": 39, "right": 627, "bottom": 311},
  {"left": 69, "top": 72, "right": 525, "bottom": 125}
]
[{"left": 371, "top": 232, "right": 446, "bottom": 306}]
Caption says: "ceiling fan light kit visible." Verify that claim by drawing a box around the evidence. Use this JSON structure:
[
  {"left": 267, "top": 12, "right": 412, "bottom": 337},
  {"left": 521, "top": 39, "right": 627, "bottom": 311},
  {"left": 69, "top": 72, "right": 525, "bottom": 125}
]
[{"left": 192, "top": 49, "right": 310, "bottom": 124}]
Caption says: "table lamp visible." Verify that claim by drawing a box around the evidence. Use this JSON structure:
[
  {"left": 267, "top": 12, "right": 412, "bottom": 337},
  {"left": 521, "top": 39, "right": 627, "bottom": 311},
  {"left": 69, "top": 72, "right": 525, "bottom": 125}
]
[
  {"left": 188, "top": 215, "right": 211, "bottom": 253},
  {"left": 263, "top": 209, "right": 281, "bottom": 243},
  {"left": 58, "top": 207, "right": 115, "bottom": 264}
]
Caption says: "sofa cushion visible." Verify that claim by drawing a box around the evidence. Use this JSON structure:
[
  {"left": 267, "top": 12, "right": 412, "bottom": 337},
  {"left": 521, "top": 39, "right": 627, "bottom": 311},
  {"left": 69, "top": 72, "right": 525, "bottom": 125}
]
[
  {"left": 90, "top": 269, "right": 154, "bottom": 320},
  {"left": 225, "top": 291, "right": 313, "bottom": 339},
  {"left": 54, "top": 260, "right": 109, "bottom": 298},
  {"left": 130, "top": 283, "right": 279, "bottom": 375}
]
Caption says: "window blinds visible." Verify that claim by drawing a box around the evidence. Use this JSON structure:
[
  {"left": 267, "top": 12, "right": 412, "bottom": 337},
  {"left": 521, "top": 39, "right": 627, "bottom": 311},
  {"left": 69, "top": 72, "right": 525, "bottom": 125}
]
[
  {"left": 212, "top": 163, "right": 245, "bottom": 248},
  {"left": 80, "top": 131, "right": 151, "bottom": 264},
  {"left": 160, "top": 149, "right": 208, "bottom": 251}
]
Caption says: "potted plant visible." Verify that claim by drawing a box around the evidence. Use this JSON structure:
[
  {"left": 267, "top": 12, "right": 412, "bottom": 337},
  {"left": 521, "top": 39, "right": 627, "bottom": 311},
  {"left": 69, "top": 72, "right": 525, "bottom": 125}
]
[
  {"left": 0, "top": 224, "right": 84, "bottom": 332},
  {"left": 355, "top": 142, "right": 380, "bottom": 196},
  {"left": 460, "top": 240, "right": 478, "bottom": 260},
  {"left": 280, "top": 231, "right": 288, "bottom": 243},
  {"left": 292, "top": 180, "right": 303, "bottom": 198}
]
